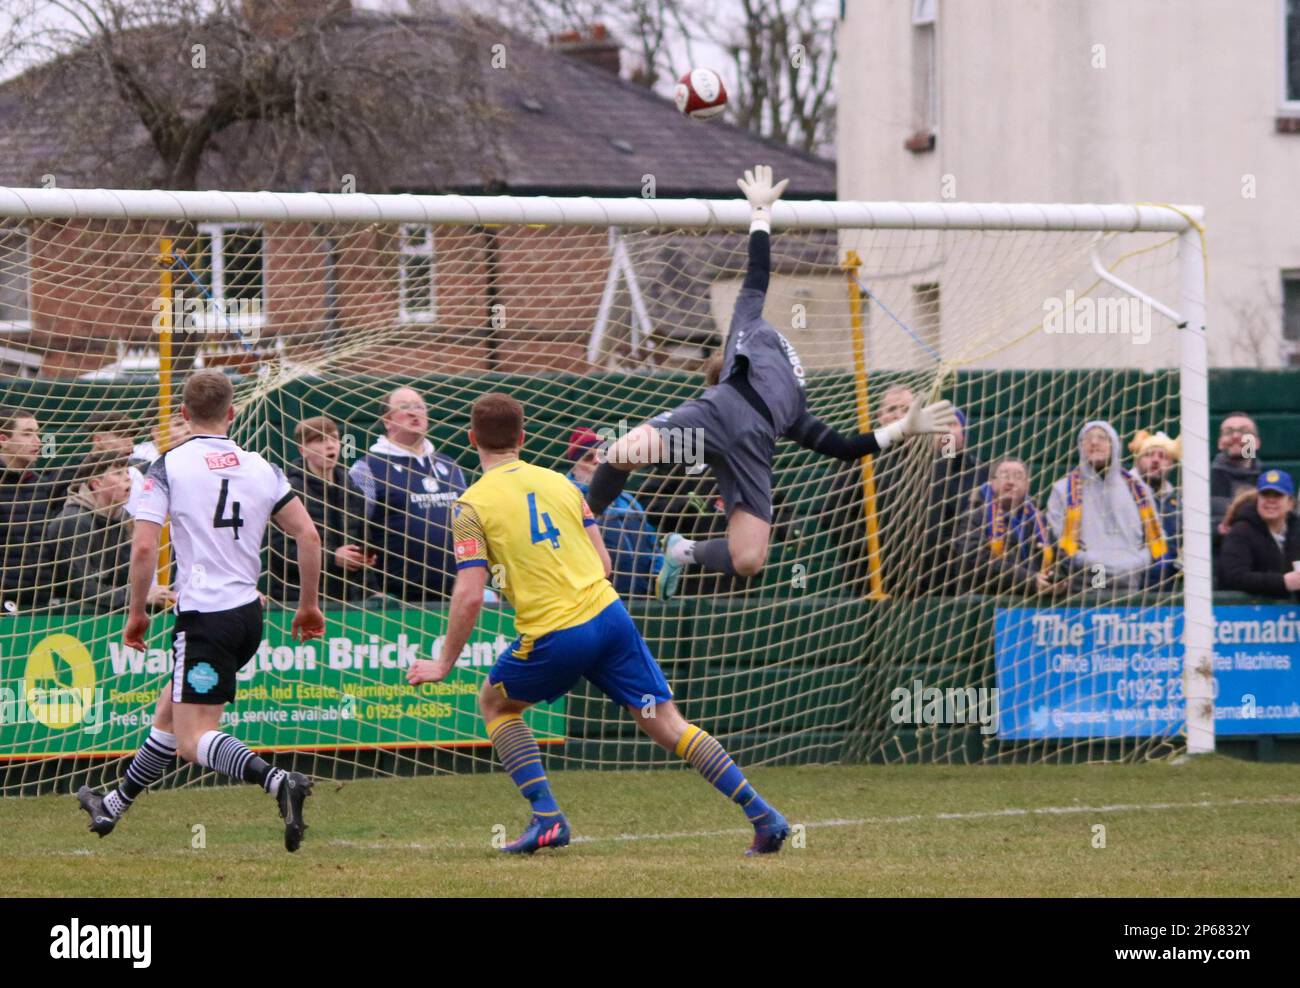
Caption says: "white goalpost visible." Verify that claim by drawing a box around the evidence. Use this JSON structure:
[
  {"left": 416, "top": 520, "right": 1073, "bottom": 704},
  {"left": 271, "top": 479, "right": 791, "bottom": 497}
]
[{"left": 0, "top": 186, "right": 1210, "bottom": 795}]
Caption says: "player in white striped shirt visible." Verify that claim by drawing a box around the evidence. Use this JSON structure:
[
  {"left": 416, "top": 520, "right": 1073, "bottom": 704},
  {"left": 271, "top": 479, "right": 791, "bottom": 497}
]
[{"left": 78, "top": 370, "right": 325, "bottom": 852}]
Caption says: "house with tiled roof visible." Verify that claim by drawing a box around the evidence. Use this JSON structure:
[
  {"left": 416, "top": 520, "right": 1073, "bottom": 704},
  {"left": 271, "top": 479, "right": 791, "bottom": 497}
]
[{"left": 0, "top": 8, "right": 836, "bottom": 379}]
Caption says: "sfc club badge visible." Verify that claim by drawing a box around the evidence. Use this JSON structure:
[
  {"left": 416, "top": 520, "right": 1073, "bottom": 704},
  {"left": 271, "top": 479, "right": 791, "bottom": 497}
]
[{"left": 205, "top": 451, "right": 240, "bottom": 470}]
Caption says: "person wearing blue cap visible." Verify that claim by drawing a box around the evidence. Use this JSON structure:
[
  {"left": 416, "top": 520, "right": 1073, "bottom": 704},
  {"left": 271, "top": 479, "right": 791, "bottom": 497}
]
[{"left": 1218, "top": 469, "right": 1300, "bottom": 599}]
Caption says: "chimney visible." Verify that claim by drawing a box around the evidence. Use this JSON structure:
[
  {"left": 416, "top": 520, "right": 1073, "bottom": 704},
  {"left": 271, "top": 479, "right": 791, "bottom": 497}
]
[
  {"left": 549, "top": 23, "right": 621, "bottom": 75},
  {"left": 243, "top": 0, "right": 352, "bottom": 39}
]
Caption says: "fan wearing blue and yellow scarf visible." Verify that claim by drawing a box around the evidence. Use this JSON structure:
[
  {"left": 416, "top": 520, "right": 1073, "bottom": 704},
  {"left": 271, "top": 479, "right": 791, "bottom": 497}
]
[
  {"left": 1046, "top": 420, "right": 1174, "bottom": 593},
  {"left": 958, "top": 457, "right": 1054, "bottom": 595}
]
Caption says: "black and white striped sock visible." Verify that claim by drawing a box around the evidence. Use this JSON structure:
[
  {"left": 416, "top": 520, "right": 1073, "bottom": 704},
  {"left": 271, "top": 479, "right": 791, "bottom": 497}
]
[
  {"left": 196, "top": 730, "right": 284, "bottom": 795},
  {"left": 105, "top": 726, "right": 178, "bottom": 818}
]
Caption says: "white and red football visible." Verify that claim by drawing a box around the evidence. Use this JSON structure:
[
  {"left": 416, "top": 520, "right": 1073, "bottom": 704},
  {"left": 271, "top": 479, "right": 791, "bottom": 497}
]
[{"left": 674, "top": 67, "right": 727, "bottom": 119}]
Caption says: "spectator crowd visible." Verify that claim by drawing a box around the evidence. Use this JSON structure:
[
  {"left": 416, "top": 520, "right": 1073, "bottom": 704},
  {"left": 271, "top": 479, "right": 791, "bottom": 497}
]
[
  {"left": 820, "top": 397, "right": 1298, "bottom": 601},
  {"left": 0, "top": 380, "right": 1295, "bottom": 615}
]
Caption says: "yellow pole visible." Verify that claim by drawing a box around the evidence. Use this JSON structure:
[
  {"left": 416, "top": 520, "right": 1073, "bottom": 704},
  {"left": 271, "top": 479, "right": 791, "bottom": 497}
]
[
  {"left": 843, "top": 250, "right": 886, "bottom": 600},
  {"left": 157, "top": 237, "right": 174, "bottom": 587}
]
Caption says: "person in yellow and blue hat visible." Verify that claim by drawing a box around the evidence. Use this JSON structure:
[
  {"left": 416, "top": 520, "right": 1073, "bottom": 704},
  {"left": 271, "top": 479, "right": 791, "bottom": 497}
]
[{"left": 1218, "top": 469, "right": 1300, "bottom": 600}]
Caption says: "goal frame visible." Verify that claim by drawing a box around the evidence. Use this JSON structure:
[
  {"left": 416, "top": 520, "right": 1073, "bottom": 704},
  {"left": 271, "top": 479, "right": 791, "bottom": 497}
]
[{"left": 0, "top": 187, "right": 1212, "bottom": 754}]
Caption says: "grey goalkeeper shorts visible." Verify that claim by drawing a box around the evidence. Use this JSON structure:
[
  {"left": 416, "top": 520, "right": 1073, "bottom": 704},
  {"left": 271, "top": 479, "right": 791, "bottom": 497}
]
[{"left": 648, "top": 385, "right": 776, "bottom": 523}]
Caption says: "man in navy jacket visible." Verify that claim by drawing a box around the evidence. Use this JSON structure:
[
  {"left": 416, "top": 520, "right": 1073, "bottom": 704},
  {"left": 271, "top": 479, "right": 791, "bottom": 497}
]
[{"left": 349, "top": 387, "right": 467, "bottom": 603}]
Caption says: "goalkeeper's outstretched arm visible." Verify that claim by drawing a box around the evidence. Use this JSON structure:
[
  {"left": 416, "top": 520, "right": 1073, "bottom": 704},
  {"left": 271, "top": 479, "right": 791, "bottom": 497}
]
[
  {"left": 736, "top": 164, "right": 788, "bottom": 297},
  {"left": 744, "top": 223, "right": 771, "bottom": 295},
  {"left": 785, "top": 399, "right": 961, "bottom": 461},
  {"left": 786, "top": 410, "right": 882, "bottom": 460}
]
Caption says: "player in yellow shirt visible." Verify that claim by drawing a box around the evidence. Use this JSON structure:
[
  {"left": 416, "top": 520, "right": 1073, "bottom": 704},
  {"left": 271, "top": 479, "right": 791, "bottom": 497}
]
[{"left": 407, "top": 392, "right": 788, "bottom": 855}]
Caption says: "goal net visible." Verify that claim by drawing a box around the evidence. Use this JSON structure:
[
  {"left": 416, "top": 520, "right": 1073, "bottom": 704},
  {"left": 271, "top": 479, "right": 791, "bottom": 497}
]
[{"left": 0, "top": 189, "right": 1210, "bottom": 796}]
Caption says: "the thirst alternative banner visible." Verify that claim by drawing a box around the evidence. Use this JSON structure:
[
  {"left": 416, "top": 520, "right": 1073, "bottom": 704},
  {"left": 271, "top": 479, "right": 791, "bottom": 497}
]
[{"left": 995, "top": 605, "right": 1300, "bottom": 739}]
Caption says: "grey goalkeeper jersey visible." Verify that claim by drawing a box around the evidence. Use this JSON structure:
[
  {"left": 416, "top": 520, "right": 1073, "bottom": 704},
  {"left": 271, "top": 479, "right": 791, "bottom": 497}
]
[{"left": 718, "top": 285, "right": 808, "bottom": 436}]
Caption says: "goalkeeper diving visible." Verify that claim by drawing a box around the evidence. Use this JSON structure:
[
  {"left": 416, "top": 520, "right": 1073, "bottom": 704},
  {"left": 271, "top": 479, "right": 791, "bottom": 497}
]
[{"left": 586, "top": 165, "right": 960, "bottom": 598}]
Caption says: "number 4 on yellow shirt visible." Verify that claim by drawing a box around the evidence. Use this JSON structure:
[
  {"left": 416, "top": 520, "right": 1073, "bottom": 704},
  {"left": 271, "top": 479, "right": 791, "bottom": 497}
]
[{"left": 527, "top": 492, "right": 560, "bottom": 549}]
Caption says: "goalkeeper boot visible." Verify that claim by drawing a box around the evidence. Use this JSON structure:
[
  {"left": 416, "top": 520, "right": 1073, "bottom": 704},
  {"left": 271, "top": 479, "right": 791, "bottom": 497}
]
[
  {"left": 501, "top": 815, "right": 571, "bottom": 855},
  {"left": 655, "top": 533, "right": 686, "bottom": 601},
  {"left": 744, "top": 808, "right": 790, "bottom": 857},
  {"left": 76, "top": 786, "right": 117, "bottom": 838},
  {"left": 277, "top": 771, "right": 313, "bottom": 853}
]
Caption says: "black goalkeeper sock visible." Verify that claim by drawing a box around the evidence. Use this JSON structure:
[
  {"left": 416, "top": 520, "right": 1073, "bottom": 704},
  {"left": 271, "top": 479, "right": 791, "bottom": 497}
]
[
  {"left": 587, "top": 462, "right": 630, "bottom": 516},
  {"left": 692, "top": 538, "right": 738, "bottom": 575}
]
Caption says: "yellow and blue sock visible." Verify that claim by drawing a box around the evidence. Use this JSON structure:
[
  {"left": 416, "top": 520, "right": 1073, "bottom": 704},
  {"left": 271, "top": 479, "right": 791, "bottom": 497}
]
[
  {"left": 676, "top": 724, "right": 772, "bottom": 824},
  {"left": 487, "top": 713, "right": 562, "bottom": 818}
]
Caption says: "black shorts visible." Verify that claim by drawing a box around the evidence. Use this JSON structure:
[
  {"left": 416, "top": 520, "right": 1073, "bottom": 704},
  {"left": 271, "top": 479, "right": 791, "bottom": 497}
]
[
  {"left": 170, "top": 599, "right": 263, "bottom": 705},
  {"left": 649, "top": 385, "right": 775, "bottom": 523}
]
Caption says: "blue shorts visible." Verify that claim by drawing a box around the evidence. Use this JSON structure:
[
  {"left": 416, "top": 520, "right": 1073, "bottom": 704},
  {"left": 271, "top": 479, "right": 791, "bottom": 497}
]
[{"left": 488, "top": 600, "right": 672, "bottom": 708}]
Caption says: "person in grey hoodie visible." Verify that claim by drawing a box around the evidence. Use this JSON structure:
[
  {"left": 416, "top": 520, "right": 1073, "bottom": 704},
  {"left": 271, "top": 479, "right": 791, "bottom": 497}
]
[
  {"left": 1046, "top": 420, "right": 1174, "bottom": 592},
  {"left": 42, "top": 452, "right": 176, "bottom": 612}
]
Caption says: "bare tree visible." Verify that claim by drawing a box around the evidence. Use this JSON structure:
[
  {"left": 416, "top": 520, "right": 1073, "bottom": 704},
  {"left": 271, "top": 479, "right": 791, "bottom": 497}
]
[
  {"left": 3, "top": 0, "right": 507, "bottom": 191},
  {"left": 715, "top": 0, "right": 835, "bottom": 154},
  {"left": 1223, "top": 278, "right": 1286, "bottom": 367},
  {"left": 484, "top": 0, "right": 836, "bottom": 155}
]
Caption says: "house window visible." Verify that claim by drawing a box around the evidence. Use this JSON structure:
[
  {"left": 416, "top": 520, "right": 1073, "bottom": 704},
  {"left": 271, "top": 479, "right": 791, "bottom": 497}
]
[
  {"left": 1284, "top": 270, "right": 1300, "bottom": 364},
  {"left": 913, "top": 282, "right": 941, "bottom": 357},
  {"left": 398, "top": 224, "right": 436, "bottom": 323},
  {"left": 186, "top": 224, "right": 265, "bottom": 337},
  {"left": 0, "top": 345, "right": 40, "bottom": 378},
  {"left": 1285, "top": 0, "right": 1300, "bottom": 108},
  {"left": 323, "top": 236, "right": 341, "bottom": 339},
  {"left": 0, "top": 227, "right": 31, "bottom": 332},
  {"left": 912, "top": 0, "right": 938, "bottom": 136}
]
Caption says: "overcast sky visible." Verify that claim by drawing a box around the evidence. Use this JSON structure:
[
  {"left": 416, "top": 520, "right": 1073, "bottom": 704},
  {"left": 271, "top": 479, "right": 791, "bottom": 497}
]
[{"left": 454, "top": 0, "right": 838, "bottom": 108}]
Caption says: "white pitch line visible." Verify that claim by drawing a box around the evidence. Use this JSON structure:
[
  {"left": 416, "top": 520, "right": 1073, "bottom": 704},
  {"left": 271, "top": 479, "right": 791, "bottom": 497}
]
[
  {"left": 567, "top": 794, "right": 1300, "bottom": 846},
  {"left": 47, "top": 795, "right": 1300, "bottom": 856}
]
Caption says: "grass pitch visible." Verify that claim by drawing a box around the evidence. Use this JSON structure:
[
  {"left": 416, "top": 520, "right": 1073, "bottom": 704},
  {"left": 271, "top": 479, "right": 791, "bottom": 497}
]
[{"left": 2, "top": 756, "right": 1297, "bottom": 896}]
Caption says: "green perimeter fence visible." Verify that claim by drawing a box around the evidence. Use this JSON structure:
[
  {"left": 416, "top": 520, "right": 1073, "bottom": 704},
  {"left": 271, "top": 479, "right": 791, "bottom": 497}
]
[{"left": 1, "top": 368, "right": 1297, "bottom": 791}]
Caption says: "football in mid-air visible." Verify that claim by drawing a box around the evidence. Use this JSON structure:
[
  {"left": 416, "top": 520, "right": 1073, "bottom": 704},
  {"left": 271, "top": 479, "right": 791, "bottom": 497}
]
[{"left": 674, "top": 67, "right": 727, "bottom": 119}]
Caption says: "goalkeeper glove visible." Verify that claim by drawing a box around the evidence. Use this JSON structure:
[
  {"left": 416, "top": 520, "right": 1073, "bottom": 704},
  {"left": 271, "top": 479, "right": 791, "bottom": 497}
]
[
  {"left": 736, "top": 164, "right": 789, "bottom": 233},
  {"left": 876, "top": 399, "right": 960, "bottom": 449}
]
